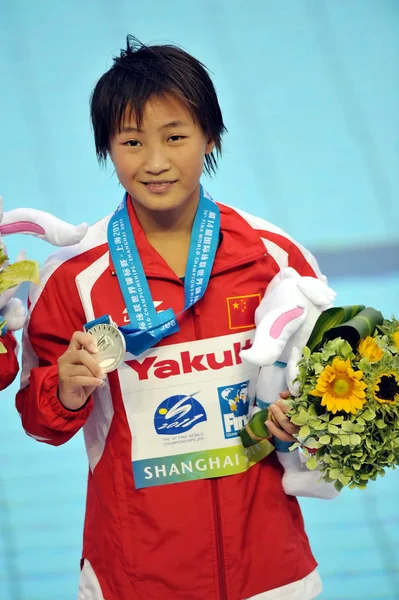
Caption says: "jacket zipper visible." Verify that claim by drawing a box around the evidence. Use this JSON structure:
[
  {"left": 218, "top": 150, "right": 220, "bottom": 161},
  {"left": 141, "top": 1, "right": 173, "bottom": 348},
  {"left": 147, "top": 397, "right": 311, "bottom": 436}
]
[
  {"left": 212, "top": 479, "right": 228, "bottom": 600},
  {"left": 192, "top": 301, "right": 228, "bottom": 600},
  {"left": 192, "top": 302, "right": 202, "bottom": 339}
]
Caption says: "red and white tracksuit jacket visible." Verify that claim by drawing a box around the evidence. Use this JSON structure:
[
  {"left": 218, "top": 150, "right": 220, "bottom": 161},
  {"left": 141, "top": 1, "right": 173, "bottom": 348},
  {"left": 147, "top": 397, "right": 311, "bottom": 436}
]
[
  {"left": 0, "top": 331, "right": 19, "bottom": 390},
  {"left": 16, "top": 198, "right": 324, "bottom": 600}
]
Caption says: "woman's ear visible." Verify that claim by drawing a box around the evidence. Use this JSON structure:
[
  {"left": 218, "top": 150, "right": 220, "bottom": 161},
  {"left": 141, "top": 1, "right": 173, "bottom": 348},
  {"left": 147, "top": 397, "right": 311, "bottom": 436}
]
[{"left": 205, "top": 139, "right": 215, "bottom": 155}]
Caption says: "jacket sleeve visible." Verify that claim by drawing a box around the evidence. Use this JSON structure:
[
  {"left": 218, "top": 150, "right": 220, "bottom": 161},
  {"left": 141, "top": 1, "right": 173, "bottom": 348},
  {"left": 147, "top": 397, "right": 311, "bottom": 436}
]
[
  {"left": 256, "top": 222, "right": 325, "bottom": 281},
  {"left": 285, "top": 237, "right": 325, "bottom": 280},
  {"left": 15, "top": 258, "right": 94, "bottom": 446},
  {"left": 0, "top": 331, "right": 19, "bottom": 390}
]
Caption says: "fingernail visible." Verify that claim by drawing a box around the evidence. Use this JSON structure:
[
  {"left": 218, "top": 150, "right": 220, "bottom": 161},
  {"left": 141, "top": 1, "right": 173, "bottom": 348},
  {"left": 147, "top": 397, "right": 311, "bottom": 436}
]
[
  {"left": 89, "top": 344, "right": 98, "bottom": 353},
  {"left": 270, "top": 404, "right": 276, "bottom": 411}
]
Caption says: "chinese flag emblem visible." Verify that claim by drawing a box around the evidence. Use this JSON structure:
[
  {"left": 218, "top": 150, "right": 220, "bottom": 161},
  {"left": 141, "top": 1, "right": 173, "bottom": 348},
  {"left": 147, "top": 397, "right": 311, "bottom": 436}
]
[{"left": 226, "top": 294, "right": 261, "bottom": 330}]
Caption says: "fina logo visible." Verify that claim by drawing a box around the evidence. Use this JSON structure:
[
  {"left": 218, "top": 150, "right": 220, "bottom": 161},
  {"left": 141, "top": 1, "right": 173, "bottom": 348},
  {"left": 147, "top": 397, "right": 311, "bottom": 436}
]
[
  {"left": 218, "top": 381, "right": 250, "bottom": 439},
  {"left": 154, "top": 392, "right": 207, "bottom": 435}
]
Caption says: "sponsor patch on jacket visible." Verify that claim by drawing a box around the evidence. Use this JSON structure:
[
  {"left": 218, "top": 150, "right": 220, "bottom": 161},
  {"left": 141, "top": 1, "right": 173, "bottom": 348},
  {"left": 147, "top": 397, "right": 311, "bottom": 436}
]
[
  {"left": 218, "top": 381, "right": 250, "bottom": 438},
  {"left": 126, "top": 337, "right": 253, "bottom": 381},
  {"left": 154, "top": 393, "right": 207, "bottom": 435},
  {"left": 226, "top": 294, "right": 260, "bottom": 330}
]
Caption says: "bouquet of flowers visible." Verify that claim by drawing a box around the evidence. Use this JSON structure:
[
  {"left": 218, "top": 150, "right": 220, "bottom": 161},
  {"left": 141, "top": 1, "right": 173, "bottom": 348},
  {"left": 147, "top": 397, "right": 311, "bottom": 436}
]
[
  {"left": 0, "top": 245, "right": 39, "bottom": 353},
  {"left": 242, "top": 305, "right": 399, "bottom": 491}
]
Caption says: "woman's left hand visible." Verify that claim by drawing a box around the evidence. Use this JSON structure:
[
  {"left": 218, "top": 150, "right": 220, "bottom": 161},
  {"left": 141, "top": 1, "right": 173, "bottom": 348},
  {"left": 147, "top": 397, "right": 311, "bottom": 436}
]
[{"left": 265, "top": 390, "right": 299, "bottom": 442}]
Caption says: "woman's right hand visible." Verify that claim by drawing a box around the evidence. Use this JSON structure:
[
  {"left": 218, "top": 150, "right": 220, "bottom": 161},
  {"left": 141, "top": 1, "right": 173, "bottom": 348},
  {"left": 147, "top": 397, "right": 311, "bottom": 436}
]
[{"left": 57, "top": 331, "right": 106, "bottom": 410}]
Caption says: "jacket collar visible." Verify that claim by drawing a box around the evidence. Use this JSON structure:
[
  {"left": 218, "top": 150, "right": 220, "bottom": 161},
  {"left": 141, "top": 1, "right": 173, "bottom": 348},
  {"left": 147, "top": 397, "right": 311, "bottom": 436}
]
[{"left": 109, "top": 196, "right": 266, "bottom": 280}]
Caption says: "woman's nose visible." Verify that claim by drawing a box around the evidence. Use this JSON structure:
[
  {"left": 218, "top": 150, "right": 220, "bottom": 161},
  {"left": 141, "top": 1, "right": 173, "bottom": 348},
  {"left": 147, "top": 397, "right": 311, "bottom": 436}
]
[{"left": 143, "top": 146, "right": 171, "bottom": 174}]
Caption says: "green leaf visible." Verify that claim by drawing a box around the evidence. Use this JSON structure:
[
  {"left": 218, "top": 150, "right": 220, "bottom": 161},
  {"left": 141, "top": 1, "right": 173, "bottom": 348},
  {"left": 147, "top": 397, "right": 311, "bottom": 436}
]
[
  {"left": 352, "top": 423, "right": 365, "bottom": 433},
  {"left": 329, "top": 468, "right": 341, "bottom": 480},
  {"left": 338, "top": 473, "right": 351, "bottom": 486},
  {"left": 311, "top": 420, "right": 327, "bottom": 430},
  {"left": 319, "top": 435, "right": 331, "bottom": 445},
  {"left": 341, "top": 421, "right": 353, "bottom": 432},
  {"left": 328, "top": 424, "right": 340, "bottom": 434},
  {"left": 289, "top": 442, "right": 301, "bottom": 451},
  {"left": 350, "top": 434, "right": 362, "bottom": 446},
  {"left": 376, "top": 420, "right": 387, "bottom": 429},
  {"left": 299, "top": 425, "right": 311, "bottom": 439},
  {"left": 313, "top": 363, "right": 324, "bottom": 375},
  {"left": 362, "top": 409, "right": 376, "bottom": 421},
  {"left": 340, "top": 435, "right": 351, "bottom": 446},
  {"left": 291, "top": 408, "right": 309, "bottom": 427},
  {"left": 0, "top": 341, "right": 7, "bottom": 354},
  {"left": 322, "top": 307, "right": 384, "bottom": 350},
  {"left": 304, "top": 437, "right": 319, "bottom": 449},
  {"left": 290, "top": 414, "right": 307, "bottom": 427},
  {"left": 306, "top": 305, "right": 365, "bottom": 352},
  {"left": 306, "top": 456, "right": 318, "bottom": 470},
  {"left": 358, "top": 358, "right": 372, "bottom": 373},
  {"left": 332, "top": 437, "right": 342, "bottom": 446},
  {"left": 330, "top": 416, "right": 344, "bottom": 425},
  {"left": 334, "top": 480, "right": 344, "bottom": 492}
]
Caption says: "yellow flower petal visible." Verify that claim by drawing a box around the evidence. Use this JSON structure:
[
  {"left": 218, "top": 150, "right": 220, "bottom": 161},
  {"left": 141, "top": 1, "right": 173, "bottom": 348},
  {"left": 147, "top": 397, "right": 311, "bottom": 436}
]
[
  {"left": 313, "top": 358, "right": 366, "bottom": 414},
  {"left": 358, "top": 336, "right": 384, "bottom": 362},
  {"left": 393, "top": 330, "right": 399, "bottom": 351}
]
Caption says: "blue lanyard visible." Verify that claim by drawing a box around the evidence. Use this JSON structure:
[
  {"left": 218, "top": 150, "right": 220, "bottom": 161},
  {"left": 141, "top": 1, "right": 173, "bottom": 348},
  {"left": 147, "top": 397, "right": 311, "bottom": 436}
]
[{"left": 86, "top": 185, "right": 220, "bottom": 356}]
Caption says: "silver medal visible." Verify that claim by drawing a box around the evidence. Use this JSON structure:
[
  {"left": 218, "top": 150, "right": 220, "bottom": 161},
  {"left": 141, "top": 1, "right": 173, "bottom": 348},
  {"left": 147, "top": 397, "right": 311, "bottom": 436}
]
[{"left": 86, "top": 322, "right": 126, "bottom": 373}]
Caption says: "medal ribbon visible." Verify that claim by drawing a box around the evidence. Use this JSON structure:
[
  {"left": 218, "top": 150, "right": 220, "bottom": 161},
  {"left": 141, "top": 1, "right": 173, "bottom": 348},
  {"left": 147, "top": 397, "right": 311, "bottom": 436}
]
[{"left": 85, "top": 185, "right": 220, "bottom": 356}]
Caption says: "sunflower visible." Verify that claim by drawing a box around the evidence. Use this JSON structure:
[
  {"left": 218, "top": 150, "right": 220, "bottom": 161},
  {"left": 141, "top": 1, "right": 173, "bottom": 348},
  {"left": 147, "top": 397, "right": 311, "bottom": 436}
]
[
  {"left": 372, "top": 371, "right": 399, "bottom": 405},
  {"left": 393, "top": 329, "right": 399, "bottom": 353},
  {"left": 358, "top": 336, "right": 384, "bottom": 362},
  {"left": 311, "top": 357, "right": 367, "bottom": 414}
]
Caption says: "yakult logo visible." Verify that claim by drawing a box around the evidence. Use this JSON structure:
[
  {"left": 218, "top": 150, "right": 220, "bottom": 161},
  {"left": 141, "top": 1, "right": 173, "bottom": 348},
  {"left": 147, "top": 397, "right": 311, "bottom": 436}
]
[
  {"left": 126, "top": 338, "right": 252, "bottom": 381},
  {"left": 154, "top": 393, "right": 207, "bottom": 435}
]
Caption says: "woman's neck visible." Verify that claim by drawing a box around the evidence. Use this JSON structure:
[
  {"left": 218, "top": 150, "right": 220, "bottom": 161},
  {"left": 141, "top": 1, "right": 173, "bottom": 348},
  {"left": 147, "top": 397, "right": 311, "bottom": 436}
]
[
  {"left": 130, "top": 186, "right": 201, "bottom": 277},
  {"left": 131, "top": 186, "right": 200, "bottom": 237}
]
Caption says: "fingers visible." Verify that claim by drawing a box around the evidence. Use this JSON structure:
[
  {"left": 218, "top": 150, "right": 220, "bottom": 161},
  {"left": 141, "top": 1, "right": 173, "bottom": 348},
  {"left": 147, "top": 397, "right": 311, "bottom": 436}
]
[
  {"left": 65, "top": 364, "right": 104, "bottom": 379},
  {"left": 265, "top": 400, "right": 299, "bottom": 442},
  {"left": 270, "top": 401, "right": 299, "bottom": 433},
  {"left": 69, "top": 330, "right": 98, "bottom": 354},
  {"left": 61, "top": 350, "right": 105, "bottom": 380},
  {"left": 59, "top": 331, "right": 105, "bottom": 380},
  {"left": 67, "top": 375, "right": 106, "bottom": 388},
  {"left": 265, "top": 419, "right": 297, "bottom": 442}
]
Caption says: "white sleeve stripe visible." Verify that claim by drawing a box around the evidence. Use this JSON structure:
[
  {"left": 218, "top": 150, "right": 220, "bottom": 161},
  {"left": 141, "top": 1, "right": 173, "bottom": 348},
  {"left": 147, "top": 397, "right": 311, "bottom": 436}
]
[
  {"left": 260, "top": 238, "right": 289, "bottom": 270},
  {"left": 19, "top": 310, "right": 40, "bottom": 389},
  {"left": 226, "top": 204, "right": 325, "bottom": 281}
]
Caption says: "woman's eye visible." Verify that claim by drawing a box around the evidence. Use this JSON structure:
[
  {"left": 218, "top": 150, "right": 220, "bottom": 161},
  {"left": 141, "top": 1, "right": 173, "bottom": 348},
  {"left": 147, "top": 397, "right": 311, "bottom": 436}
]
[
  {"left": 124, "top": 140, "right": 141, "bottom": 147},
  {"left": 168, "top": 135, "right": 185, "bottom": 142}
]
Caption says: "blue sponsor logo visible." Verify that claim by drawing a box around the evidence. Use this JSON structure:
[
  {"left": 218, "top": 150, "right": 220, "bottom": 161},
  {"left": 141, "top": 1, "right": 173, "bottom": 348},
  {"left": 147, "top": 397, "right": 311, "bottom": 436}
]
[
  {"left": 154, "top": 392, "right": 207, "bottom": 435},
  {"left": 218, "top": 381, "right": 250, "bottom": 439}
]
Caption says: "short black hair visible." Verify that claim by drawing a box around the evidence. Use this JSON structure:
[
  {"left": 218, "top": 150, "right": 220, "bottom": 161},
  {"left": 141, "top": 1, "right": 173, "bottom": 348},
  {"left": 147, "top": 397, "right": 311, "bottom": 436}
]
[{"left": 90, "top": 35, "right": 227, "bottom": 176}]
